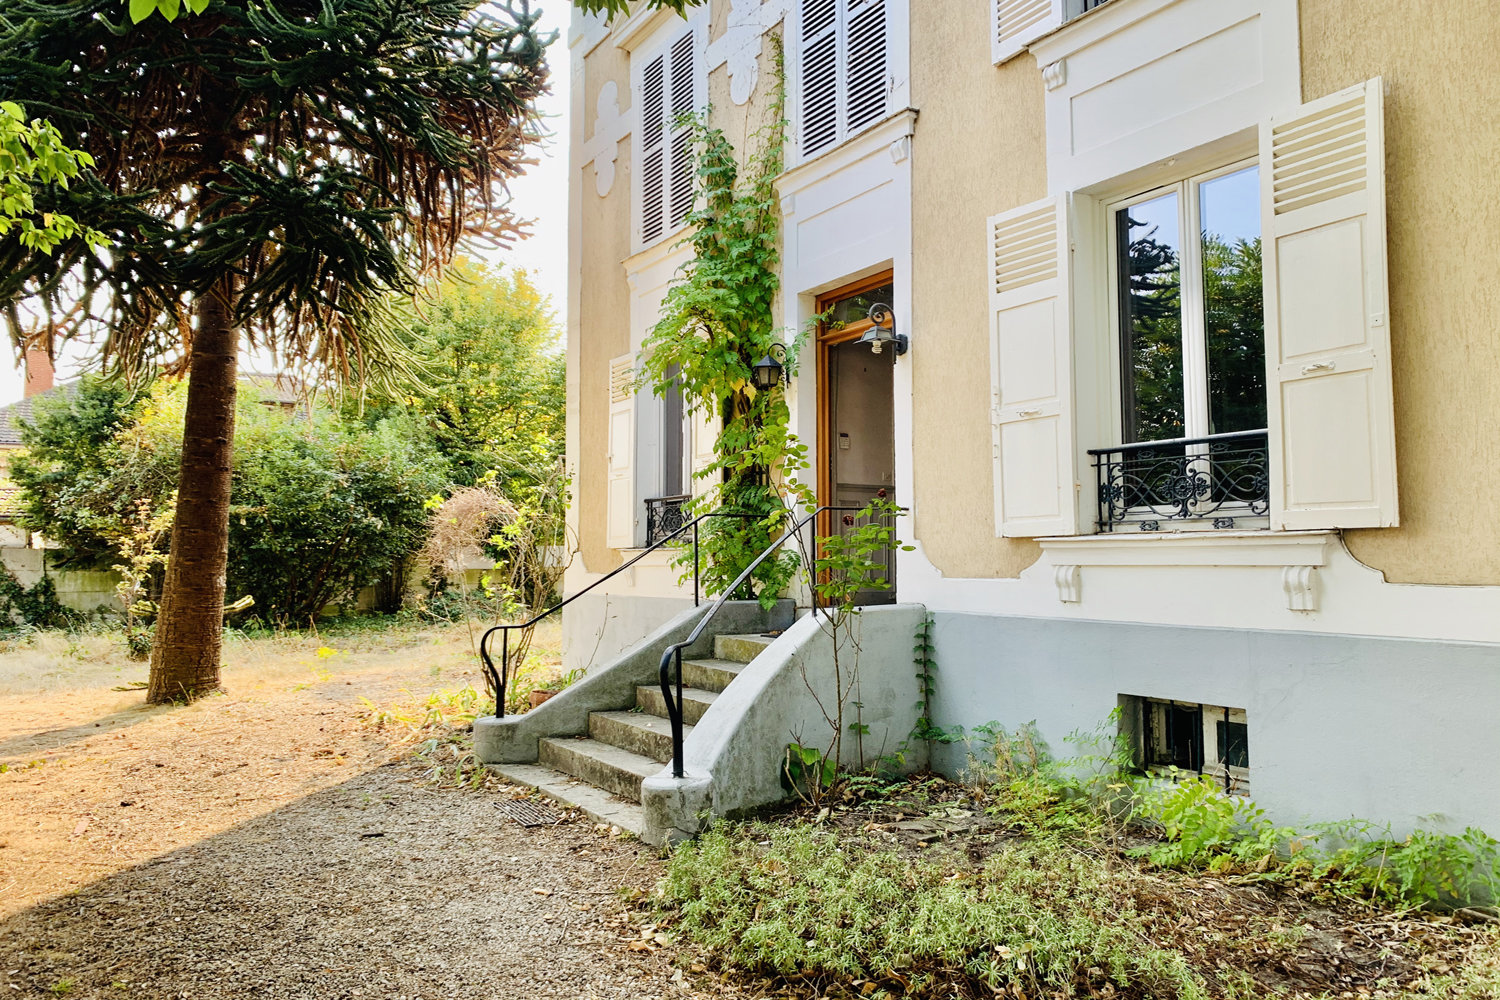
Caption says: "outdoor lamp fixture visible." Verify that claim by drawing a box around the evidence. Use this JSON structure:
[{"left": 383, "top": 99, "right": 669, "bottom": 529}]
[
  {"left": 751, "top": 343, "right": 788, "bottom": 390},
  {"left": 858, "top": 302, "right": 908, "bottom": 356}
]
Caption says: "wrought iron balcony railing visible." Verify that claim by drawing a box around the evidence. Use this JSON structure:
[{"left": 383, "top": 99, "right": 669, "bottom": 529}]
[
  {"left": 645, "top": 494, "right": 691, "bottom": 547},
  {"left": 1088, "top": 429, "right": 1269, "bottom": 533}
]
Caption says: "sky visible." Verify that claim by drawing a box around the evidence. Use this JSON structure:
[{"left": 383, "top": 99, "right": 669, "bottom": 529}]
[{"left": 0, "top": 2, "right": 575, "bottom": 408}]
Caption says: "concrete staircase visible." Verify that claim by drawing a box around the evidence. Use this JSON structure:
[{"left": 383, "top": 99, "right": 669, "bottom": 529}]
[{"left": 492, "top": 632, "right": 775, "bottom": 835}]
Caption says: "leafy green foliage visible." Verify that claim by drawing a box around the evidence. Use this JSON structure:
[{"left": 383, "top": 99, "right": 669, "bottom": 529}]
[
  {"left": 0, "top": 570, "right": 79, "bottom": 629},
  {"left": 636, "top": 81, "right": 808, "bottom": 603},
  {"left": 662, "top": 824, "right": 1209, "bottom": 999},
  {"left": 571, "top": 0, "right": 698, "bottom": 16},
  {"left": 0, "top": 101, "right": 101, "bottom": 254},
  {"left": 358, "top": 260, "right": 564, "bottom": 494},
  {"left": 13, "top": 377, "right": 443, "bottom": 622}
]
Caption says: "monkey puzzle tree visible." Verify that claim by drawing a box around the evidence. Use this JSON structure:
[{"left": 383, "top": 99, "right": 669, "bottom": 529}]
[{"left": 0, "top": 0, "right": 548, "bottom": 702}]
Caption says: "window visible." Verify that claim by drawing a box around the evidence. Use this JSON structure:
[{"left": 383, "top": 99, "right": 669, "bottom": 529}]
[
  {"left": 1134, "top": 697, "right": 1250, "bottom": 794},
  {"left": 635, "top": 24, "right": 701, "bottom": 248},
  {"left": 1091, "top": 163, "right": 1271, "bottom": 531},
  {"left": 796, "top": 0, "right": 890, "bottom": 159},
  {"left": 988, "top": 78, "right": 1396, "bottom": 539},
  {"left": 1112, "top": 163, "right": 1265, "bottom": 446}
]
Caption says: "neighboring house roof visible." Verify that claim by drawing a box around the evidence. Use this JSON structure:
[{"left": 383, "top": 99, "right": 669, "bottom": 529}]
[{"left": 0, "top": 381, "right": 79, "bottom": 446}]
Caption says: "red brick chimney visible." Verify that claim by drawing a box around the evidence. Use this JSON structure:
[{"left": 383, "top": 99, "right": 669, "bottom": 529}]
[{"left": 24, "top": 346, "right": 53, "bottom": 398}]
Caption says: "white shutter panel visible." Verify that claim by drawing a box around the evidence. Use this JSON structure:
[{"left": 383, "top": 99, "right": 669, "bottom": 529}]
[
  {"left": 667, "top": 30, "right": 696, "bottom": 229},
  {"left": 845, "top": 0, "right": 888, "bottom": 134},
  {"left": 690, "top": 398, "right": 719, "bottom": 501},
  {"left": 993, "top": 0, "right": 1063, "bottom": 66},
  {"left": 638, "top": 53, "right": 667, "bottom": 245},
  {"left": 606, "top": 355, "right": 638, "bottom": 549},
  {"left": 1261, "top": 77, "right": 1397, "bottom": 530},
  {"left": 799, "top": 0, "right": 839, "bottom": 156},
  {"left": 987, "top": 195, "right": 1077, "bottom": 537}
]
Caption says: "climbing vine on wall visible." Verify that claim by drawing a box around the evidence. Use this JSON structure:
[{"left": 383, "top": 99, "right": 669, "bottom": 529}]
[{"left": 636, "top": 51, "right": 814, "bottom": 603}]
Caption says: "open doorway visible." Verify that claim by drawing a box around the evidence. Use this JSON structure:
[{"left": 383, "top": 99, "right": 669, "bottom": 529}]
[{"left": 816, "top": 274, "right": 897, "bottom": 605}]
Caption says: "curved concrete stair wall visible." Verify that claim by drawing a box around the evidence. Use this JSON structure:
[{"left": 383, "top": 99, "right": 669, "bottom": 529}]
[
  {"left": 641, "top": 603, "right": 929, "bottom": 844},
  {"left": 473, "top": 600, "right": 792, "bottom": 835}
]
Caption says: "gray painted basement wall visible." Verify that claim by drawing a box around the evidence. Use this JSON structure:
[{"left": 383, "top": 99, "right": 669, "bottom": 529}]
[{"left": 927, "top": 612, "right": 1500, "bottom": 837}]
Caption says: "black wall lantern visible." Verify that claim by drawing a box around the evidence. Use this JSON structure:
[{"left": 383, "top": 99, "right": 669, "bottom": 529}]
[
  {"left": 857, "top": 302, "right": 908, "bottom": 356},
  {"left": 751, "top": 342, "right": 788, "bottom": 390}
]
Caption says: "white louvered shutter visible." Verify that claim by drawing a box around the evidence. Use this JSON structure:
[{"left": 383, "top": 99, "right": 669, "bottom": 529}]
[
  {"left": 667, "top": 29, "right": 697, "bottom": 230},
  {"left": 606, "top": 355, "right": 638, "bottom": 549},
  {"left": 987, "top": 196, "right": 1077, "bottom": 537},
  {"left": 638, "top": 53, "right": 667, "bottom": 245},
  {"left": 993, "top": 0, "right": 1063, "bottom": 66},
  {"left": 799, "top": 0, "right": 889, "bottom": 158},
  {"left": 845, "top": 0, "right": 888, "bottom": 135},
  {"left": 799, "top": 0, "right": 839, "bottom": 156},
  {"left": 1261, "top": 77, "right": 1397, "bottom": 530}
]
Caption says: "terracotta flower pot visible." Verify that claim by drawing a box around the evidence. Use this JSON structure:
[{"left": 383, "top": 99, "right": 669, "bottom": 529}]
[{"left": 529, "top": 688, "right": 559, "bottom": 709}]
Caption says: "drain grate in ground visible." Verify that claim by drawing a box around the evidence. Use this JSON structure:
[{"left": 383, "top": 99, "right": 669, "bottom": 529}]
[{"left": 497, "top": 798, "right": 562, "bottom": 828}]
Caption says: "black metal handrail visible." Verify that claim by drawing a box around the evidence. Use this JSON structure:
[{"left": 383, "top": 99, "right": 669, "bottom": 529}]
[
  {"left": 656, "top": 504, "right": 867, "bottom": 779},
  {"left": 478, "top": 510, "right": 758, "bottom": 718},
  {"left": 1087, "top": 429, "right": 1269, "bottom": 532}
]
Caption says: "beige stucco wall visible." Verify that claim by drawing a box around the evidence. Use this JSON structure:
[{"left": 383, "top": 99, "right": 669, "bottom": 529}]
[
  {"left": 907, "top": 0, "right": 1047, "bottom": 579},
  {"left": 576, "top": 37, "right": 633, "bottom": 574},
  {"left": 1301, "top": 0, "right": 1500, "bottom": 585},
  {"left": 573, "top": 3, "right": 782, "bottom": 574}
]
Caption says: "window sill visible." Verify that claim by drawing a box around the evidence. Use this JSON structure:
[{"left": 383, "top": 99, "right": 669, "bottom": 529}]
[
  {"left": 1040, "top": 529, "right": 1330, "bottom": 567},
  {"left": 1039, "top": 530, "right": 1332, "bottom": 609}
]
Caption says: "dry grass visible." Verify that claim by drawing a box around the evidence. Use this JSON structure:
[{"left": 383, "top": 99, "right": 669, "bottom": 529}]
[{"left": 0, "top": 617, "right": 560, "bottom": 916}]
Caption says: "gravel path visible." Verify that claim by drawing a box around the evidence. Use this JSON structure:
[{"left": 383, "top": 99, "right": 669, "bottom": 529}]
[{"left": 0, "top": 627, "right": 746, "bottom": 1000}]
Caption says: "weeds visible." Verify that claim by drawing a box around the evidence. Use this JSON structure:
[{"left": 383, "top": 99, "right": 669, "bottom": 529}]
[{"left": 662, "top": 823, "right": 1211, "bottom": 999}]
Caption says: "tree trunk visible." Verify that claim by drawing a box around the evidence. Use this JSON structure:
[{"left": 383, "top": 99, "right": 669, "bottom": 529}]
[{"left": 146, "top": 276, "right": 238, "bottom": 703}]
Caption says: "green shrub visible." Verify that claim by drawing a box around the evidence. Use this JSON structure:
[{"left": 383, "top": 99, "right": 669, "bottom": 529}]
[{"left": 662, "top": 824, "right": 1210, "bottom": 999}]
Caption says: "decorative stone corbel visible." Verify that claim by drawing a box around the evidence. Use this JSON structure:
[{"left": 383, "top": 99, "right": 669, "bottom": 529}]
[
  {"left": 1054, "top": 564, "right": 1081, "bottom": 604},
  {"left": 1281, "top": 564, "right": 1318, "bottom": 612},
  {"left": 1042, "top": 58, "right": 1067, "bottom": 92}
]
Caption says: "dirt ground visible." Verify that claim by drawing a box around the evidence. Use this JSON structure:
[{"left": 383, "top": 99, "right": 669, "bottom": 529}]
[{"left": 0, "top": 622, "right": 738, "bottom": 999}]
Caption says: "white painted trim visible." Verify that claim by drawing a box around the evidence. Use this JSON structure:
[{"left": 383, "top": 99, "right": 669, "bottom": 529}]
[
  {"left": 1041, "top": 530, "right": 1328, "bottom": 567},
  {"left": 612, "top": 7, "right": 685, "bottom": 52},
  {"left": 776, "top": 107, "right": 918, "bottom": 196},
  {"left": 1031, "top": 0, "right": 1300, "bottom": 196}
]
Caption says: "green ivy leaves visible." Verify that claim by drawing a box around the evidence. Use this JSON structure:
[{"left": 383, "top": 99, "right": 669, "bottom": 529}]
[{"left": 127, "top": 0, "right": 212, "bottom": 23}]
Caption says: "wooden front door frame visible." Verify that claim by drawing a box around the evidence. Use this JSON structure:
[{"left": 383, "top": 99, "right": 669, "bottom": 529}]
[{"left": 814, "top": 270, "right": 894, "bottom": 542}]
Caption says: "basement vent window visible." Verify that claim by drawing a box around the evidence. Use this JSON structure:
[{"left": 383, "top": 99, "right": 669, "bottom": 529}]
[{"left": 1128, "top": 697, "right": 1250, "bottom": 795}]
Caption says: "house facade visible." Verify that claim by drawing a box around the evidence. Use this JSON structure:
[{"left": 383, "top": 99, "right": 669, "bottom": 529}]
[{"left": 559, "top": 0, "right": 1500, "bottom": 835}]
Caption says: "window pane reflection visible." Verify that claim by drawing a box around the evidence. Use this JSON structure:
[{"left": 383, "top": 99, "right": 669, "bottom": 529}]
[
  {"left": 1200, "top": 166, "right": 1265, "bottom": 435},
  {"left": 1117, "top": 193, "right": 1183, "bottom": 443}
]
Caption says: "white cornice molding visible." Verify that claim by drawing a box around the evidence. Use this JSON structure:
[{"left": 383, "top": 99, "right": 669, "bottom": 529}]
[
  {"left": 776, "top": 107, "right": 918, "bottom": 194},
  {"left": 612, "top": 7, "right": 684, "bottom": 51},
  {"left": 1040, "top": 531, "right": 1331, "bottom": 568}
]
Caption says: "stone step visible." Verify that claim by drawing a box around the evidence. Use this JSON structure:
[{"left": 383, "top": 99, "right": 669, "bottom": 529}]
[
  {"left": 588, "top": 710, "right": 692, "bottom": 763},
  {"left": 681, "top": 657, "right": 746, "bottom": 693},
  {"left": 537, "top": 737, "right": 662, "bottom": 802},
  {"left": 714, "top": 632, "right": 778, "bottom": 664},
  {"left": 489, "top": 763, "right": 644, "bottom": 837},
  {"left": 635, "top": 684, "right": 718, "bottom": 725}
]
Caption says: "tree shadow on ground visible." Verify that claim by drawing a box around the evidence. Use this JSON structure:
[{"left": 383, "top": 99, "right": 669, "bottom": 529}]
[
  {"left": 0, "top": 764, "right": 674, "bottom": 1000},
  {"left": 0, "top": 702, "right": 168, "bottom": 762}
]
